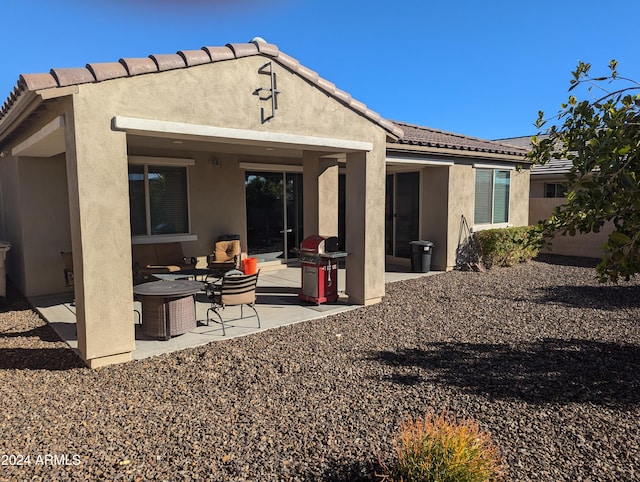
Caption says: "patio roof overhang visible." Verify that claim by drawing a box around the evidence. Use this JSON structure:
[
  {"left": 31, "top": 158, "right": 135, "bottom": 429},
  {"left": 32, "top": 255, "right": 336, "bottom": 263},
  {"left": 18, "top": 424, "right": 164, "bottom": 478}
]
[{"left": 112, "top": 116, "right": 373, "bottom": 159}]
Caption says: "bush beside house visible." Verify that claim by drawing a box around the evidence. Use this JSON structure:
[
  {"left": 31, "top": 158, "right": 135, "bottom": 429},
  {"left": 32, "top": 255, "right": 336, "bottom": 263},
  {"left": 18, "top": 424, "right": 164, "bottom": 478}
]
[{"left": 473, "top": 226, "right": 544, "bottom": 269}]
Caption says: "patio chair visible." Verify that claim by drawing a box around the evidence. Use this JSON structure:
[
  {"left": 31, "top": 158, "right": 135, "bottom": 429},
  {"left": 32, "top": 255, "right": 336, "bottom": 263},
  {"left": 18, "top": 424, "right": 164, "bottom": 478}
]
[
  {"left": 207, "top": 235, "right": 241, "bottom": 278},
  {"left": 205, "top": 270, "right": 260, "bottom": 336}
]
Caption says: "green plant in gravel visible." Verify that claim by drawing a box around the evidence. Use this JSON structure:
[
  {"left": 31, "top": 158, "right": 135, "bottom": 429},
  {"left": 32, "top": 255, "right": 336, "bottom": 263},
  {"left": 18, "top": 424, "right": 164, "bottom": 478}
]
[
  {"left": 379, "top": 410, "right": 505, "bottom": 482},
  {"left": 473, "top": 225, "right": 544, "bottom": 269}
]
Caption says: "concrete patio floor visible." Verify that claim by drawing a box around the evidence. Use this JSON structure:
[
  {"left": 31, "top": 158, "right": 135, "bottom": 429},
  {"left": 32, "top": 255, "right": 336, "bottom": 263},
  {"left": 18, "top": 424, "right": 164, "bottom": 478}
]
[{"left": 30, "top": 264, "right": 441, "bottom": 361}]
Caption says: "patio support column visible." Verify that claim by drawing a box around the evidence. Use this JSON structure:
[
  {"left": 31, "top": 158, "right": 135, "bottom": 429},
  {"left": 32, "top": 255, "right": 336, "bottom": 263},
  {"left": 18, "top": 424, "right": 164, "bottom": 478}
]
[
  {"left": 65, "top": 108, "right": 135, "bottom": 368},
  {"left": 345, "top": 148, "right": 385, "bottom": 305},
  {"left": 302, "top": 152, "right": 339, "bottom": 237}
]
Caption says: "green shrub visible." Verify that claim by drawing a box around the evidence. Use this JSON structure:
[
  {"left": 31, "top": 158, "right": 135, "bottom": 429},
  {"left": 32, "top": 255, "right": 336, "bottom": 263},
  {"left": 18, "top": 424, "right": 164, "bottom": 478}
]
[
  {"left": 473, "top": 225, "right": 544, "bottom": 269},
  {"left": 379, "top": 410, "right": 505, "bottom": 482}
]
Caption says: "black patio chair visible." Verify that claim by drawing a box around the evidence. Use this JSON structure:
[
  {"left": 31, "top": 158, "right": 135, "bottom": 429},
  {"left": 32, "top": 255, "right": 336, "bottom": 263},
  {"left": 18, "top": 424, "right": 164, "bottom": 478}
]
[{"left": 205, "top": 270, "right": 261, "bottom": 336}]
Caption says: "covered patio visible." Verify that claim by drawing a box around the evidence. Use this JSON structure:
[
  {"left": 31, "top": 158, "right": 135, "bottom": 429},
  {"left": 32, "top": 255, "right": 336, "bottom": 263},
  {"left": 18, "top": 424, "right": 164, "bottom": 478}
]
[
  {"left": 0, "top": 40, "right": 405, "bottom": 367},
  {"left": 29, "top": 264, "right": 440, "bottom": 361}
]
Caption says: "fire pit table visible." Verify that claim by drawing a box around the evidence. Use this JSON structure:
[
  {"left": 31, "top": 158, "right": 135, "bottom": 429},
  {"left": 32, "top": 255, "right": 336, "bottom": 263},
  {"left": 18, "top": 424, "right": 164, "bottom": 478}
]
[{"left": 133, "top": 280, "right": 203, "bottom": 340}]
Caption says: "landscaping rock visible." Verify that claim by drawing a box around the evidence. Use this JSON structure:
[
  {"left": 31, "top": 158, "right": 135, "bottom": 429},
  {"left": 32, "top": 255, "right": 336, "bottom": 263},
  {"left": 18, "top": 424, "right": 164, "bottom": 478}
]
[{"left": 0, "top": 255, "right": 638, "bottom": 481}]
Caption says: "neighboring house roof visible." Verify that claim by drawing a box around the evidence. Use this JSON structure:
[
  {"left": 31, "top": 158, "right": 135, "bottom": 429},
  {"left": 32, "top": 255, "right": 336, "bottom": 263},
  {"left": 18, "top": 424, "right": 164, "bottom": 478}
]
[
  {"left": 495, "top": 135, "right": 533, "bottom": 149},
  {"left": 392, "top": 121, "right": 529, "bottom": 158},
  {"left": 0, "top": 39, "right": 404, "bottom": 140},
  {"left": 498, "top": 135, "right": 572, "bottom": 176}
]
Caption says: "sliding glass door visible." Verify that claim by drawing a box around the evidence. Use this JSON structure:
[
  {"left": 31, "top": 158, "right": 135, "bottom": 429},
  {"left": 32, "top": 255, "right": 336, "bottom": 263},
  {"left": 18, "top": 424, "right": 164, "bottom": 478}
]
[
  {"left": 245, "top": 171, "right": 303, "bottom": 262},
  {"left": 385, "top": 172, "right": 420, "bottom": 258}
]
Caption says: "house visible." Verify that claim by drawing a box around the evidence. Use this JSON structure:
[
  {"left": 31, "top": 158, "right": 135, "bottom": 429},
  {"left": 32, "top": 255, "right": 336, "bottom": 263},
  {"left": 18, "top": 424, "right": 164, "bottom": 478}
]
[
  {"left": 499, "top": 135, "right": 611, "bottom": 258},
  {"left": 0, "top": 39, "right": 530, "bottom": 367}
]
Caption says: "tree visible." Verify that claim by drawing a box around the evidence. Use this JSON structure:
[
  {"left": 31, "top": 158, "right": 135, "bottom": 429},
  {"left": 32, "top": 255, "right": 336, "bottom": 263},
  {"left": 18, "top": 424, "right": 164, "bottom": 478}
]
[{"left": 529, "top": 60, "right": 640, "bottom": 282}]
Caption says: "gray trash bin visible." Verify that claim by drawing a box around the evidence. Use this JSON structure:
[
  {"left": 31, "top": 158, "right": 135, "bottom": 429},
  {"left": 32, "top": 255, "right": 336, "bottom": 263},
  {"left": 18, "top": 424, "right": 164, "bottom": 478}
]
[
  {"left": 0, "top": 241, "right": 11, "bottom": 298},
  {"left": 409, "top": 240, "right": 434, "bottom": 273}
]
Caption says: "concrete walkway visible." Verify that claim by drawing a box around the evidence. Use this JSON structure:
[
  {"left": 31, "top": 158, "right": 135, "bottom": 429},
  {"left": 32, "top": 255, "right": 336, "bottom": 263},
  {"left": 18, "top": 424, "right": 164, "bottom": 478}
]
[{"left": 30, "top": 265, "right": 441, "bottom": 361}]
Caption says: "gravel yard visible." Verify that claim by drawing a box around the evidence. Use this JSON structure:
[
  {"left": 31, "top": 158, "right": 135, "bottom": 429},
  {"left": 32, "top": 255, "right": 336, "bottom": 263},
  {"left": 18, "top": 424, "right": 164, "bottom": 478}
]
[{"left": 1, "top": 255, "right": 639, "bottom": 481}]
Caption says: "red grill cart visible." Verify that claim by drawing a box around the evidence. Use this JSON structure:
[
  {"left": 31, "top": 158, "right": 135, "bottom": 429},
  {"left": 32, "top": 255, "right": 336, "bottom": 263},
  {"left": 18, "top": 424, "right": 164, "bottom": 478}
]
[{"left": 298, "top": 235, "right": 348, "bottom": 304}]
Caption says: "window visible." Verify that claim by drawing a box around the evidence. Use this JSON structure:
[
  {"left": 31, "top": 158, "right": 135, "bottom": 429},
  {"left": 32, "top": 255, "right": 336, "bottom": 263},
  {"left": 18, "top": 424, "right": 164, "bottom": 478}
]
[
  {"left": 128, "top": 161, "right": 191, "bottom": 237},
  {"left": 544, "top": 182, "right": 566, "bottom": 198},
  {"left": 474, "top": 169, "right": 510, "bottom": 225}
]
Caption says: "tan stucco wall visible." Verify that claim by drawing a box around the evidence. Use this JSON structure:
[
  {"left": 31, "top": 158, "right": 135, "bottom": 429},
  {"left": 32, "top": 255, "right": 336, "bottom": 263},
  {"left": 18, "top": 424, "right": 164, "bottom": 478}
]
[
  {"left": 530, "top": 180, "right": 546, "bottom": 198},
  {"left": 346, "top": 145, "right": 387, "bottom": 305},
  {"left": 0, "top": 156, "right": 25, "bottom": 290},
  {"left": 303, "top": 153, "right": 339, "bottom": 238},
  {"left": 65, "top": 97, "right": 136, "bottom": 363},
  {"left": 421, "top": 166, "right": 450, "bottom": 271},
  {"left": 17, "top": 155, "right": 71, "bottom": 296},
  {"left": 509, "top": 168, "right": 531, "bottom": 226},
  {"left": 529, "top": 197, "right": 611, "bottom": 258},
  {"left": 446, "top": 164, "right": 476, "bottom": 270},
  {"left": 78, "top": 56, "right": 382, "bottom": 140},
  {"left": 419, "top": 164, "right": 530, "bottom": 271},
  {"left": 0, "top": 153, "right": 71, "bottom": 297},
  {"left": 185, "top": 153, "right": 247, "bottom": 259}
]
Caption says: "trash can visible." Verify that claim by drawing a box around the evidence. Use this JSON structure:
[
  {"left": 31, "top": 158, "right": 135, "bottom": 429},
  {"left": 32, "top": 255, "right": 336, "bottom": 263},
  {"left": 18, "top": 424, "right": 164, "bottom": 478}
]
[
  {"left": 0, "top": 241, "right": 11, "bottom": 298},
  {"left": 409, "top": 240, "right": 433, "bottom": 273}
]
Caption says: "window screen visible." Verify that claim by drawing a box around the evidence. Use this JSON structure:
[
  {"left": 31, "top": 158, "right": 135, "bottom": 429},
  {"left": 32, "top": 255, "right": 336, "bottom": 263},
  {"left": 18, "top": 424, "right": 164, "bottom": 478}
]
[
  {"left": 474, "top": 169, "right": 510, "bottom": 224},
  {"left": 474, "top": 169, "right": 493, "bottom": 224}
]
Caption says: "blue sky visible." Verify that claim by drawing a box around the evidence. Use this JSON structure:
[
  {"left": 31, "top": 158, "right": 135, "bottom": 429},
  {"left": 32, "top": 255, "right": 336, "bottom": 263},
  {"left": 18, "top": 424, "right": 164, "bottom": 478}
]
[{"left": 1, "top": 0, "right": 638, "bottom": 140}]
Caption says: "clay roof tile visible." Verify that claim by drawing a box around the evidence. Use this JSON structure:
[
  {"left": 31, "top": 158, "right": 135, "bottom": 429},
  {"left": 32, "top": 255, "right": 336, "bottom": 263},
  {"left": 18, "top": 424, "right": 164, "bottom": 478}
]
[
  {"left": 226, "top": 42, "right": 259, "bottom": 58},
  {"left": 50, "top": 67, "right": 95, "bottom": 87},
  {"left": 19, "top": 73, "right": 59, "bottom": 91},
  {"left": 251, "top": 39, "right": 280, "bottom": 57},
  {"left": 149, "top": 53, "right": 186, "bottom": 72},
  {"left": 275, "top": 52, "right": 300, "bottom": 72},
  {"left": 391, "top": 121, "right": 527, "bottom": 156},
  {"left": 119, "top": 57, "right": 158, "bottom": 76},
  {"left": 202, "top": 45, "right": 235, "bottom": 62},
  {"left": 178, "top": 49, "right": 212, "bottom": 67},
  {"left": 315, "top": 77, "right": 336, "bottom": 94},
  {"left": 1, "top": 41, "right": 402, "bottom": 140},
  {"left": 332, "top": 88, "right": 352, "bottom": 105},
  {"left": 86, "top": 62, "right": 128, "bottom": 82},
  {"left": 296, "top": 64, "right": 319, "bottom": 83}
]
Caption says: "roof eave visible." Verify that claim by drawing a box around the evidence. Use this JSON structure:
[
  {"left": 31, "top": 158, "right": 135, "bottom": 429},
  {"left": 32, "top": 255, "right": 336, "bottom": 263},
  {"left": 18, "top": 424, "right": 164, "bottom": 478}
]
[
  {"left": 0, "top": 85, "right": 79, "bottom": 146},
  {"left": 0, "top": 89, "right": 40, "bottom": 144},
  {"left": 386, "top": 143, "right": 530, "bottom": 164}
]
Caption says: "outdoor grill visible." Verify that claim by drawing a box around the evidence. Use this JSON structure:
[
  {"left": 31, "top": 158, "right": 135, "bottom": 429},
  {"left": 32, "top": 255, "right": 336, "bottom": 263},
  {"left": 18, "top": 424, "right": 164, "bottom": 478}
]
[{"left": 298, "top": 235, "right": 348, "bottom": 304}]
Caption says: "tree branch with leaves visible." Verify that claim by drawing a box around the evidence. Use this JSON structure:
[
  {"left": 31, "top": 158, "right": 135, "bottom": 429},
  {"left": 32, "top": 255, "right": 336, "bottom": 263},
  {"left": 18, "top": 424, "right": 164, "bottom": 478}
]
[{"left": 529, "top": 60, "right": 640, "bottom": 282}]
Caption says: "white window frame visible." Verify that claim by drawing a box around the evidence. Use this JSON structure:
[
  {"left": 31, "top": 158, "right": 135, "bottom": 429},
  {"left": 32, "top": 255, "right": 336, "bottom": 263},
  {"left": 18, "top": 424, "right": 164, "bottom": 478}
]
[
  {"left": 128, "top": 156, "right": 197, "bottom": 245},
  {"left": 473, "top": 168, "right": 512, "bottom": 230}
]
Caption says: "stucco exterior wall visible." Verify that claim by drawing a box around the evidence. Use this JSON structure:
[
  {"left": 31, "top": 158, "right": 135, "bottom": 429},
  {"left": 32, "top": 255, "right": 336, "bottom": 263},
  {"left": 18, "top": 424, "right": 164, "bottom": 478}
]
[
  {"left": 529, "top": 197, "right": 611, "bottom": 258},
  {"left": 0, "top": 153, "right": 71, "bottom": 297},
  {"left": 17, "top": 155, "right": 71, "bottom": 296},
  {"left": 185, "top": 152, "right": 247, "bottom": 260},
  {"left": 509, "top": 168, "right": 531, "bottom": 226},
  {"left": 421, "top": 166, "right": 450, "bottom": 271},
  {"left": 447, "top": 164, "right": 476, "bottom": 270},
  {"left": 414, "top": 163, "right": 531, "bottom": 272},
  {"left": 0, "top": 156, "right": 25, "bottom": 290},
  {"left": 77, "top": 56, "right": 381, "bottom": 141},
  {"left": 530, "top": 180, "right": 546, "bottom": 198}
]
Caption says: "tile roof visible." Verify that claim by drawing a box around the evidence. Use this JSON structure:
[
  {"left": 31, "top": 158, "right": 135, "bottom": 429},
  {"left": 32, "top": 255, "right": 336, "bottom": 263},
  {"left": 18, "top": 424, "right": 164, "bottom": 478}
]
[
  {"left": 391, "top": 121, "right": 529, "bottom": 157},
  {"left": 0, "top": 39, "right": 404, "bottom": 139},
  {"left": 498, "top": 135, "right": 573, "bottom": 175}
]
